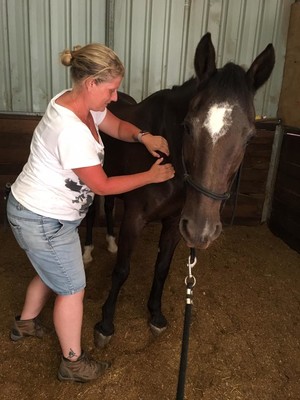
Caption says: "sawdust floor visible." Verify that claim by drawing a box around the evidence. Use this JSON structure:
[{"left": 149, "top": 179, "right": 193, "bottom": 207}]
[{"left": 0, "top": 223, "right": 299, "bottom": 400}]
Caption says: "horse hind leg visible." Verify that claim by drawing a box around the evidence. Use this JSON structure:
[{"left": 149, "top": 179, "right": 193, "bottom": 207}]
[
  {"left": 104, "top": 195, "right": 118, "bottom": 253},
  {"left": 82, "top": 244, "right": 94, "bottom": 264},
  {"left": 83, "top": 196, "right": 117, "bottom": 263},
  {"left": 106, "top": 234, "right": 118, "bottom": 253},
  {"left": 82, "top": 196, "right": 97, "bottom": 263},
  {"left": 148, "top": 217, "right": 181, "bottom": 336}
]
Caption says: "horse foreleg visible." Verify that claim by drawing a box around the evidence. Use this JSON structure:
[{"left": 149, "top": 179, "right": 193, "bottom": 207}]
[
  {"left": 94, "top": 215, "right": 144, "bottom": 348},
  {"left": 94, "top": 256, "right": 130, "bottom": 348},
  {"left": 82, "top": 196, "right": 98, "bottom": 263},
  {"left": 104, "top": 195, "right": 118, "bottom": 253},
  {"left": 147, "top": 216, "right": 181, "bottom": 335}
]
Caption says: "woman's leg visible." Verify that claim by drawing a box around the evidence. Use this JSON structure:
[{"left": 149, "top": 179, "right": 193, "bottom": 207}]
[
  {"left": 53, "top": 289, "right": 84, "bottom": 360},
  {"left": 21, "top": 275, "right": 52, "bottom": 320},
  {"left": 55, "top": 289, "right": 111, "bottom": 383}
]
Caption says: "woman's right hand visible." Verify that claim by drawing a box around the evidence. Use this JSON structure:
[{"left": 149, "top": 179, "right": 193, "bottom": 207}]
[
  {"left": 148, "top": 158, "right": 175, "bottom": 183},
  {"left": 73, "top": 157, "right": 175, "bottom": 196}
]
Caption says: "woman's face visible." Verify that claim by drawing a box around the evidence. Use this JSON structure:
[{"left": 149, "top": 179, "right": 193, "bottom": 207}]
[{"left": 89, "top": 75, "right": 123, "bottom": 111}]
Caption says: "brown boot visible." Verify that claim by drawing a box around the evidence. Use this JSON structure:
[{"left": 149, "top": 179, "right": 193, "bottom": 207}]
[
  {"left": 10, "top": 315, "right": 45, "bottom": 341},
  {"left": 58, "top": 351, "right": 111, "bottom": 383}
]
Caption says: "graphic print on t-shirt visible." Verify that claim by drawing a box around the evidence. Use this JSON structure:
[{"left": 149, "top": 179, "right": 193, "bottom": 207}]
[{"left": 65, "top": 178, "right": 94, "bottom": 216}]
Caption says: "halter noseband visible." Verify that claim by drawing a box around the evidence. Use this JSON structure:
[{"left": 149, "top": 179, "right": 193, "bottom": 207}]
[{"left": 182, "top": 152, "right": 231, "bottom": 201}]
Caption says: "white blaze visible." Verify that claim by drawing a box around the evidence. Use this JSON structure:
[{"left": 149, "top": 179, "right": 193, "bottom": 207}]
[{"left": 203, "top": 103, "right": 233, "bottom": 145}]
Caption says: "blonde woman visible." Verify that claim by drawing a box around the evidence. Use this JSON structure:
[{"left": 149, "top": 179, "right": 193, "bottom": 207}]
[{"left": 7, "top": 43, "right": 174, "bottom": 382}]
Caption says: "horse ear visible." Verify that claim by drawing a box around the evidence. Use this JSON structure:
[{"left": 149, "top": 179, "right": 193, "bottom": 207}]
[
  {"left": 246, "top": 44, "right": 275, "bottom": 92},
  {"left": 194, "top": 32, "right": 216, "bottom": 84}
]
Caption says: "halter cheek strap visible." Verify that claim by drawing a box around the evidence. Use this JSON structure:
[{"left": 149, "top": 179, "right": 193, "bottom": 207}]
[
  {"left": 183, "top": 173, "right": 230, "bottom": 201},
  {"left": 182, "top": 150, "right": 231, "bottom": 201}
]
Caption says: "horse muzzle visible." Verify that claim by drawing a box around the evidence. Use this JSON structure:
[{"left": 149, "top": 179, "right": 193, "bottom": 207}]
[{"left": 179, "top": 217, "right": 222, "bottom": 249}]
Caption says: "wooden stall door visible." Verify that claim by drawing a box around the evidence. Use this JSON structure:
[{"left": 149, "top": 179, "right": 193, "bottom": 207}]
[{"left": 269, "top": 128, "right": 300, "bottom": 253}]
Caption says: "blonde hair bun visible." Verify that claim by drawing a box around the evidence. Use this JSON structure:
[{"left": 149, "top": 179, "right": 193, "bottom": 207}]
[
  {"left": 60, "top": 50, "right": 72, "bottom": 66},
  {"left": 60, "top": 43, "right": 125, "bottom": 83}
]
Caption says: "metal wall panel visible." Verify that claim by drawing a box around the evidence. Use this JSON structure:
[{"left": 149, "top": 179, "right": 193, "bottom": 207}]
[
  {"left": 0, "top": 0, "right": 106, "bottom": 113},
  {"left": 0, "top": 0, "right": 294, "bottom": 117},
  {"left": 114, "top": 0, "right": 294, "bottom": 118}
]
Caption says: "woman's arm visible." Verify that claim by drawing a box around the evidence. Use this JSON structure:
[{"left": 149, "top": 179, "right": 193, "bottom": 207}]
[
  {"left": 99, "top": 110, "right": 170, "bottom": 157},
  {"left": 72, "top": 158, "right": 175, "bottom": 196}
]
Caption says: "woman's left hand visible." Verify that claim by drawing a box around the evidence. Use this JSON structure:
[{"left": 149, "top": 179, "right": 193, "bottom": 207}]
[{"left": 141, "top": 134, "right": 170, "bottom": 157}]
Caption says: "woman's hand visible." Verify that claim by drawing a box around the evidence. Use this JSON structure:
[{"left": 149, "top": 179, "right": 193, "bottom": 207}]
[
  {"left": 148, "top": 158, "right": 175, "bottom": 183},
  {"left": 141, "top": 133, "right": 170, "bottom": 157}
]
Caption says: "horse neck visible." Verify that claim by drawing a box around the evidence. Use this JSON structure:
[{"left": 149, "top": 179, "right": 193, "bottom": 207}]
[
  {"left": 164, "top": 77, "right": 198, "bottom": 135},
  {"left": 169, "top": 77, "right": 198, "bottom": 120},
  {"left": 161, "top": 79, "right": 198, "bottom": 173}
]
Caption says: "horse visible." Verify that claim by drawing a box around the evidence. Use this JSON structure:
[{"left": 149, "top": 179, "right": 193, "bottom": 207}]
[
  {"left": 82, "top": 195, "right": 117, "bottom": 263},
  {"left": 82, "top": 92, "right": 137, "bottom": 263},
  {"left": 90, "top": 32, "right": 275, "bottom": 348}
]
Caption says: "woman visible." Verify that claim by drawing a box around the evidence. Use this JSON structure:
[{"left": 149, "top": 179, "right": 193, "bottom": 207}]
[{"left": 7, "top": 43, "right": 174, "bottom": 383}]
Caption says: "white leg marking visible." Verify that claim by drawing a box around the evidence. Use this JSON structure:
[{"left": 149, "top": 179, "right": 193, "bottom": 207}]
[
  {"left": 106, "top": 234, "right": 118, "bottom": 253},
  {"left": 83, "top": 244, "right": 94, "bottom": 264}
]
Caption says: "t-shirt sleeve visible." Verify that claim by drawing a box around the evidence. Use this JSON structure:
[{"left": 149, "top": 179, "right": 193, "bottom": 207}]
[{"left": 91, "top": 109, "right": 107, "bottom": 126}]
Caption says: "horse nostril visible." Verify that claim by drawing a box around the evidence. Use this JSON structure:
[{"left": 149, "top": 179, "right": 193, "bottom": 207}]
[
  {"left": 180, "top": 217, "right": 222, "bottom": 246},
  {"left": 180, "top": 218, "right": 188, "bottom": 235},
  {"left": 213, "top": 222, "right": 222, "bottom": 239}
]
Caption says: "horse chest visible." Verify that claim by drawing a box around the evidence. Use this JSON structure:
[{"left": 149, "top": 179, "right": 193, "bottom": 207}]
[{"left": 125, "top": 179, "right": 184, "bottom": 221}]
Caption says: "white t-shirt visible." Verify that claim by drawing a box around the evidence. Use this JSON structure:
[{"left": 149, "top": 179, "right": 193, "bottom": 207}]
[{"left": 12, "top": 89, "right": 107, "bottom": 220}]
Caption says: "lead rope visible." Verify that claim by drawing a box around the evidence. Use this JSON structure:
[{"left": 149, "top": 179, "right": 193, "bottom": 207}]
[{"left": 176, "top": 248, "right": 197, "bottom": 400}]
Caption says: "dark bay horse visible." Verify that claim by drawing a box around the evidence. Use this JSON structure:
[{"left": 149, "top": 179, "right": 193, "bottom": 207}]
[
  {"left": 91, "top": 33, "right": 275, "bottom": 347},
  {"left": 83, "top": 92, "right": 137, "bottom": 262}
]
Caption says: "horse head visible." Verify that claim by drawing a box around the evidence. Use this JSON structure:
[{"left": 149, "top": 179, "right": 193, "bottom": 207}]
[{"left": 179, "top": 33, "right": 275, "bottom": 249}]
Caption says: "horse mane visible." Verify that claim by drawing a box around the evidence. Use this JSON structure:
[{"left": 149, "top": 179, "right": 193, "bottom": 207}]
[
  {"left": 171, "top": 77, "right": 196, "bottom": 91},
  {"left": 170, "top": 77, "right": 197, "bottom": 96},
  {"left": 166, "top": 78, "right": 198, "bottom": 110},
  {"left": 211, "top": 62, "right": 252, "bottom": 109}
]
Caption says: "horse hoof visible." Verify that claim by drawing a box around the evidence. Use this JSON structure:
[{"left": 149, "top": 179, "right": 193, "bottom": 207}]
[
  {"left": 82, "top": 245, "right": 94, "bottom": 264},
  {"left": 94, "top": 329, "right": 112, "bottom": 348},
  {"left": 106, "top": 235, "right": 118, "bottom": 253},
  {"left": 149, "top": 323, "right": 167, "bottom": 336}
]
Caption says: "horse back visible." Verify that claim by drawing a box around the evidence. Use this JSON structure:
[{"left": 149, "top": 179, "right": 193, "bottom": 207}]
[
  {"left": 100, "top": 90, "right": 187, "bottom": 219},
  {"left": 102, "top": 90, "right": 177, "bottom": 176}
]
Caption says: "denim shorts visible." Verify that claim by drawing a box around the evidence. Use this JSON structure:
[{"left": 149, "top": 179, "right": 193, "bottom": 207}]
[{"left": 7, "top": 192, "right": 85, "bottom": 295}]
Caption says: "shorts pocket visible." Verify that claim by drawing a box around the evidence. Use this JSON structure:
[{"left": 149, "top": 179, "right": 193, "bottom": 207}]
[
  {"left": 41, "top": 218, "right": 64, "bottom": 241},
  {"left": 8, "top": 220, "right": 29, "bottom": 250}
]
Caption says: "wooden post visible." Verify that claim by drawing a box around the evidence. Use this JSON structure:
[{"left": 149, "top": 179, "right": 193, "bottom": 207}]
[{"left": 278, "top": 1, "right": 300, "bottom": 128}]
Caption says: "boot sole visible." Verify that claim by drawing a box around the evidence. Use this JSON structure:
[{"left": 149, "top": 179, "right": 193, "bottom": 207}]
[
  {"left": 57, "top": 371, "right": 93, "bottom": 383},
  {"left": 10, "top": 332, "right": 24, "bottom": 341},
  {"left": 10, "top": 331, "right": 44, "bottom": 341}
]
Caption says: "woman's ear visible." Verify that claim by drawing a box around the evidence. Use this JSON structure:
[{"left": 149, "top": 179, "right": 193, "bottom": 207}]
[{"left": 85, "top": 77, "right": 96, "bottom": 91}]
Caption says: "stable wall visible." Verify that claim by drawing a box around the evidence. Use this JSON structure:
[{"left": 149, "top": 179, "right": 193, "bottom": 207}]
[
  {"left": 0, "top": 0, "right": 293, "bottom": 118},
  {"left": 222, "top": 120, "right": 279, "bottom": 226},
  {"left": 278, "top": 1, "right": 300, "bottom": 128},
  {"left": 0, "top": 115, "right": 277, "bottom": 229},
  {"left": 0, "top": 115, "right": 41, "bottom": 228},
  {"left": 269, "top": 127, "right": 300, "bottom": 253}
]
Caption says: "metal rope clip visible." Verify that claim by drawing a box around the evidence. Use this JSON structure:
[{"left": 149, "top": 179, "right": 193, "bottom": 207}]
[{"left": 184, "top": 252, "right": 197, "bottom": 304}]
